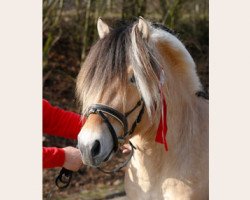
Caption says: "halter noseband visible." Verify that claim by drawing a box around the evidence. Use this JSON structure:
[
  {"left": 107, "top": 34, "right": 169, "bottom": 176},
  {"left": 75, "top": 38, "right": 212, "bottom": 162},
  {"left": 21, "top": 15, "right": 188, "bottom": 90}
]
[{"left": 85, "top": 99, "right": 144, "bottom": 173}]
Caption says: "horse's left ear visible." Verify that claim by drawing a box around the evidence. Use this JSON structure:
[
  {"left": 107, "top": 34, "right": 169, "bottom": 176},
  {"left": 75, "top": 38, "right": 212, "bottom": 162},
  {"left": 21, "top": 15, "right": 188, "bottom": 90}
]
[
  {"left": 137, "top": 16, "right": 150, "bottom": 40},
  {"left": 97, "top": 17, "right": 110, "bottom": 39}
]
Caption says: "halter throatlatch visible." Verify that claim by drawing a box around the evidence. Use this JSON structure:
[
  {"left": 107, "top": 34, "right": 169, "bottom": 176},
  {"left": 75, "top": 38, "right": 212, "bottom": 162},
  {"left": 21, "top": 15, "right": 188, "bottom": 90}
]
[{"left": 85, "top": 99, "right": 144, "bottom": 173}]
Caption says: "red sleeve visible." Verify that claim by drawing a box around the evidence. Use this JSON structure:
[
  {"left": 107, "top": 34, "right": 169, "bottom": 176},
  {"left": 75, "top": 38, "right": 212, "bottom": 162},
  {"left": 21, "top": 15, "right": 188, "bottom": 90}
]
[
  {"left": 43, "top": 147, "right": 65, "bottom": 168},
  {"left": 43, "top": 99, "right": 86, "bottom": 139}
]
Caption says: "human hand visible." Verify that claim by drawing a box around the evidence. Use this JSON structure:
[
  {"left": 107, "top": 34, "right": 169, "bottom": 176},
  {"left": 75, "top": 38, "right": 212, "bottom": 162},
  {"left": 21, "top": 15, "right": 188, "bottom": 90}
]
[
  {"left": 120, "top": 143, "right": 132, "bottom": 154},
  {"left": 63, "top": 146, "right": 83, "bottom": 171}
]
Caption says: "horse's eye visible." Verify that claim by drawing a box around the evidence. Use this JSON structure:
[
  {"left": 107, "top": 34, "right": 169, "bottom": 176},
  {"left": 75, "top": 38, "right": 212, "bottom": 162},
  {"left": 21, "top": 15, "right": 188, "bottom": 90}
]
[{"left": 130, "top": 75, "right": 136, "bottom": 84}]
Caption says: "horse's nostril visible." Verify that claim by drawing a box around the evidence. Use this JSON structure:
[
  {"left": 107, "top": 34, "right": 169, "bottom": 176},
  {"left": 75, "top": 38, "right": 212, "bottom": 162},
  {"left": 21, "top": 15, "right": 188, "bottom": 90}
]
[{"left": 91, "top": 140, "right": 101, "bottom": 158}]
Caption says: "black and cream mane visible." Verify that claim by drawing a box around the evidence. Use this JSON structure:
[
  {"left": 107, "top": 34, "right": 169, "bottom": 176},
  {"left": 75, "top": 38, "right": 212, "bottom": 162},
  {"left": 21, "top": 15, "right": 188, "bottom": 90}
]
[{"left": 76, "top": 20, "right": 174, "bottom": 116}]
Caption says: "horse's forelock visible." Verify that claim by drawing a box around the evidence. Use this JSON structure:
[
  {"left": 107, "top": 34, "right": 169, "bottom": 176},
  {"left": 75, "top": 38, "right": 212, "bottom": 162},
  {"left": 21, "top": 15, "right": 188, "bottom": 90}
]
[
  {"left": 76, "top": 23, "right": 132, "bottom": 114},
  {"left": 130, "top": 22, "right": 163, "bottom": 118},
  {"left": 76, "top": 20, "right": 163, "bottom": 117}
]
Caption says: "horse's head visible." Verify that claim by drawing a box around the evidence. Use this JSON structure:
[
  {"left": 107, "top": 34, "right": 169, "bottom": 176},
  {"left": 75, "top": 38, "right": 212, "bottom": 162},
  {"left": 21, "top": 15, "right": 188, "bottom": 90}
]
[
  {"left": 76, "top": 17, "right": 202, "bottom": 166},
  {"left": 76, "top": 17, "right": 163, "bottom": 166}
]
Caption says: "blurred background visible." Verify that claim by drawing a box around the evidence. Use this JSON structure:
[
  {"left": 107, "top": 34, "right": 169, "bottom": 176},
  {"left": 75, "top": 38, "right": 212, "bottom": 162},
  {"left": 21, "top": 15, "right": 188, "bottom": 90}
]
[{"left": 43, "top": 0, "right": 208, "bottom": 199}]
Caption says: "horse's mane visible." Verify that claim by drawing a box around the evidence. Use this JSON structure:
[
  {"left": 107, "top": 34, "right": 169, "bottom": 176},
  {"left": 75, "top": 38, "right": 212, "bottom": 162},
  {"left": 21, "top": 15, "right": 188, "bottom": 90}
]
[{"left": 76, "top": 20, "right": 173, "bottom": 117}]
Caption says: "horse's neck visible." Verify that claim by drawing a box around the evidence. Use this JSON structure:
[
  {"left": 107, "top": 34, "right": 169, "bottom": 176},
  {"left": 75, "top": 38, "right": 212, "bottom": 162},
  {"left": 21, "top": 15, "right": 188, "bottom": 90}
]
[
  {"left": 128, "top": 132, "right": 166, "bottom": 188},
  {"left": 126, "top": 30, "right": 208, "bottom": 196},
  {"left": 128, "top": 93, "right": 208, "bottom": 184}
]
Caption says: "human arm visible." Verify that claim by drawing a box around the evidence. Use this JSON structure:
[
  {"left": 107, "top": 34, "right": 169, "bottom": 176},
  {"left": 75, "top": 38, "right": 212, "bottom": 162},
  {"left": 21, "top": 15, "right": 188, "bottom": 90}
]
[
  {"left": 43, "top": 99, "right": 85, "bottom": 139},
  {"left": 43, "top": 146, "right": 83, "bottom": 171}
]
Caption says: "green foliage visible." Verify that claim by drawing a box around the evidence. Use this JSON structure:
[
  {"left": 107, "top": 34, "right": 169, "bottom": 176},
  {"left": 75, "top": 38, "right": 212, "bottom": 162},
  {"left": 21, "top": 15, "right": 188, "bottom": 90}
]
[
  {"left": 43, "top": 0, "right": 64, "bottom": 68},
  {"left": 43, "top": 0, "right": 208, "bottom": 85}
]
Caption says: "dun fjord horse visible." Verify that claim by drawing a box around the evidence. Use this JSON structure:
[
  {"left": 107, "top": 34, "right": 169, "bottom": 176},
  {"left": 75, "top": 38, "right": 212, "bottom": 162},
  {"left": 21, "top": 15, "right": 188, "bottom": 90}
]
[{"left": 76, "top": 17, "right": 208, "bottom": 200}]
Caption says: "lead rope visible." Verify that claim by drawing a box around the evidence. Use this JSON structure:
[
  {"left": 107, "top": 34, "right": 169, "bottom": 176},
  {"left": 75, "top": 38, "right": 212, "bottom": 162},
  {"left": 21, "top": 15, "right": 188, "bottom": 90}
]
[
  {"left": 46, "top": 167, "right": 73, "bottom": 200},
  {"left": 46, "top": 145, "right": 75, "bottom": 200}
]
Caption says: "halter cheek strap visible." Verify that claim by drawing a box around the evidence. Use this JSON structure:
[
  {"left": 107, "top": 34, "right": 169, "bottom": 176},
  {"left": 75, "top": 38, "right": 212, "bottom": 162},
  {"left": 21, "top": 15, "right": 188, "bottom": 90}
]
[
  {"left": 85, "top": 99, "right": 144, "bottom": 173},
  {"left": 86, "top": 99, "right": 144, "bottom": 142},
  {"left": 94, "top": 110, "right": 119, "bottom": 152},
  {"left": 87, "top": 104, "right": 128, "bottom": 136}
]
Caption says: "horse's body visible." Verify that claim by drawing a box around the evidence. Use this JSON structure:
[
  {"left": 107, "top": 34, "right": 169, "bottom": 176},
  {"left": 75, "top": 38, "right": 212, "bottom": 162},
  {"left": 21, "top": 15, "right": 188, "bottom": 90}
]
[
  {"left": 125, "top": 98, "right": 208, "bottom": 200},
  {"left": 77, "top": 18, "right": 208, "bottom": 200}
]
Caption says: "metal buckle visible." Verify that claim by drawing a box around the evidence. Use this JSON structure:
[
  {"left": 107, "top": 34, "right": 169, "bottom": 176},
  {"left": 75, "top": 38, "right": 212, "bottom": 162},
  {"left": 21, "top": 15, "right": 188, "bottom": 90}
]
[
  {"left": 55, "top": 168, "right": 73, "bottom": 189},
  {"left": 118, "top": 137, "right": 125, "bottom": 144}
]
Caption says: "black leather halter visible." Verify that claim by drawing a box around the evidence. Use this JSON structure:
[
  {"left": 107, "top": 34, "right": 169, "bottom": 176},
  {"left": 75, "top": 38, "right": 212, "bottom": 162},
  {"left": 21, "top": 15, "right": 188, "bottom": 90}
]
[
  {"left": 85, "top": 99, "right": 144, "bottom": 173},
  {"left": 86, "top": 99, "right": 144, "bottom": 151}
]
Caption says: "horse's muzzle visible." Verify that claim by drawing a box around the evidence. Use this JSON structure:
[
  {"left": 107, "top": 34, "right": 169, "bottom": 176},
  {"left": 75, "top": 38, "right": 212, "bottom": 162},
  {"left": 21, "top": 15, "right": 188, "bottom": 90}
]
[{"left": 77, "top": 127, "right": 115, "bottom": 167}]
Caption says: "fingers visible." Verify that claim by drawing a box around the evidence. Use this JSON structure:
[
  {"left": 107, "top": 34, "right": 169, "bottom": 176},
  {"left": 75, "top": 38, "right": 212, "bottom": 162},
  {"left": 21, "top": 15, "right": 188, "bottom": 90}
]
[
  {"left": 120, "top": 143, "right": 132, "bottom": 154},
  {"left": 122, "top": 149, "right": 131, "bottom": 154},
  {"left": 63, "top": 146, "right": 84, "bottom": 171}
]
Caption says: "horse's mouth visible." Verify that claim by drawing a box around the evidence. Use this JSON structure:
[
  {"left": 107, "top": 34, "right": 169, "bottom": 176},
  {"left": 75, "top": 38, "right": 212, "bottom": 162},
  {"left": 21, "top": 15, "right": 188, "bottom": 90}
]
[
  {"left": 103, "top": 149, "right": 114, "bottom": 162},
  {"left": 95, "top": 149, "right": 114, "bottom": 166},
  {"left": 86, "top": 149, "right": 114, "bottom": 167}
]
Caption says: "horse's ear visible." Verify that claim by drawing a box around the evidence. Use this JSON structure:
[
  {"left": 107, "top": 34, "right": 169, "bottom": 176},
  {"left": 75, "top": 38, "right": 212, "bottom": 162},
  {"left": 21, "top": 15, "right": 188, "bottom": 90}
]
[
  {"left": 97, "top": 17, "right": 110, "bottom": 39},
  {"left": 137, "top": 16, "right": 150, "bottom": 40}
]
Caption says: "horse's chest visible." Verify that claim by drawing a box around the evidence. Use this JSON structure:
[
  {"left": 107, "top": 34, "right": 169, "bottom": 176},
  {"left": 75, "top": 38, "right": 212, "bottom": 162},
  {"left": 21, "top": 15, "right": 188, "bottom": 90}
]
[
  {"left": 161, "top": 178, "right": 194, "bottom": 200},
  {"left": 125, "top": 175, "right": 193, "bottom": 200}
]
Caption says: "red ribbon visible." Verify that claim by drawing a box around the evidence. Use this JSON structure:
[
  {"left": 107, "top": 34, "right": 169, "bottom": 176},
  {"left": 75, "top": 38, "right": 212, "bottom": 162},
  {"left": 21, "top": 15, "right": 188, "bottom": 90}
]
[{"left": 155, "top": 94, "right": 168, "bottom": 151}]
